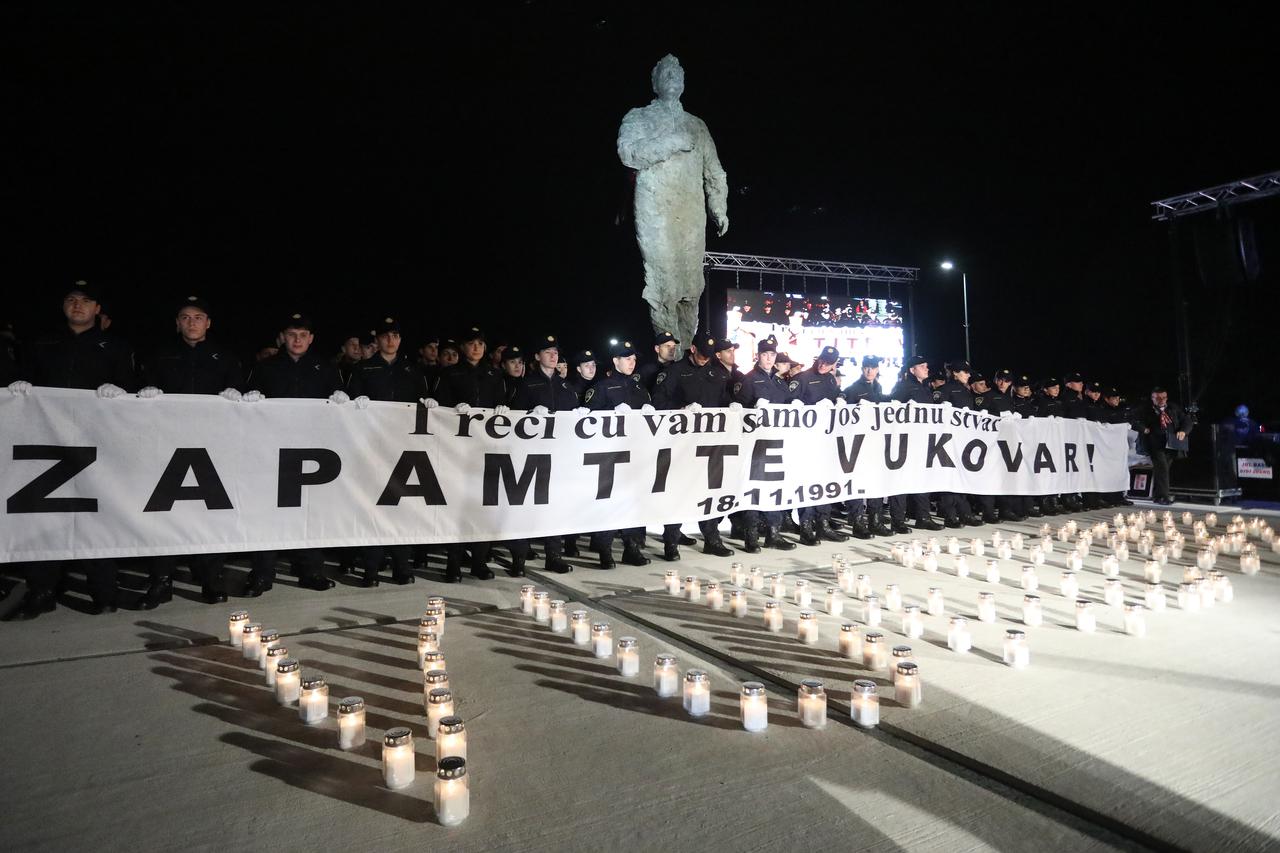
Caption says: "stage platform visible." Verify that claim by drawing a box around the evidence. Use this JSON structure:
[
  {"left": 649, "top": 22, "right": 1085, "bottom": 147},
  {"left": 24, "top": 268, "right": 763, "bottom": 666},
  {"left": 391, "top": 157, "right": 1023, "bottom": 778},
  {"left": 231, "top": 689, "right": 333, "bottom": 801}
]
[{"left": 1, "top": 500, "right": 1276, "bottom": 851}]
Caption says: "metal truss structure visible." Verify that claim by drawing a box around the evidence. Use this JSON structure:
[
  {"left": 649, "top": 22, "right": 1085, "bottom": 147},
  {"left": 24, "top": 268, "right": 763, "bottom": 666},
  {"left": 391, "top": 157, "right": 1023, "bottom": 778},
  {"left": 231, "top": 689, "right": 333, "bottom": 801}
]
[
  {"left": 1151, "top": 171, "right": 1280, "bottom": 221},
  {"left": 703, "top": 251, "right": 918, "bottom": 283}
]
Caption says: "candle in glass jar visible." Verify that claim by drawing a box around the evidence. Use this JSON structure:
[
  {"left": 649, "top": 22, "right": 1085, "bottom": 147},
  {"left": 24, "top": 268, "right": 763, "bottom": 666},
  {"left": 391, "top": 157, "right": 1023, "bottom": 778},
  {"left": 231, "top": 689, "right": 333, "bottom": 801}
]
[
  {"left": 970, "top": 538, "right": 985, "bottom": 557},
  {"left": 998, "top": 542, "right": 1013, "bottom": 561},
  {"left": 1060, "top": 571, "right": 1079, "bottom": 600},
  {"left": 1183, "top": 565, "right": 1202, "bottom": 584},
  {"left": 889, "top": 645, "right": 913, "bottom": 684},
  {"left": 549, "top": 600, "right": 568, "bottom": 632},
  {"left": 1029, "top": 546, "right": 1044, "bottom": 567},
  {"left": 684, "top": 576, "right": 701, "bottom": 602},
  {"left": 851, "top": 679, "right": 879, "bottom": 728},
  {"left": 275, "top": 658, "right": 301, "bottom": 705},
  {"left": 838, "top": 622, "right": 859, "bottom": 658},
  {"left": 705, "top": 582, "right": 724, "bottom": 610},
  {"left": 977, "top": 592, "right": 996, "bottom": 623},
  {"left": 1075, "top": 600, "right": 1096, "bottom": 632},
  {"left": 902, "top": 605, "right": 924, "bottom": 639},
  {"left": 740, "top": 682, "right": 768, "bottom": 732},
  {"left": 797, "top": 679, "right": 827, "bottom": 729},
  {"left": 796, "top": 610, "right": 819, "bottom": 645},
  {"left": 299, "top": 675, "right": 329, "bottom": 724},
  {"left": 532, "top": 591, "right": 551, "bottom": 624},
  {"left": 424, "top": 606, "right": 446, "bottom": 638},
  {"left": 256, "top": 629, "right": 280, "bottom": 670},
  {"left": 729, "top": 590, "right": 748, "bottom": 617},
  {"left": 264, "top": 645, "right": 288, "bottom": 687},
  {"left": 955, "top": 555, "right": 970, "bottom": 578},
  {"left": 337, "top": 696, "right": 366, "bottom": 750},
  {"left": 1205, "top": 512, "right": 1218, "bottom": 527},
  {"left": 1041, "top": 536, "right": 1055, "bottom": 554},
  {"left": 1177, "top": 582, "right": 1200, "bottom": 612},
  {"left": 825, "top": 587, "right": 843, "bottom": 616},
  {"left": 1021, "top": 594, "right": 1043, "bottom": 627},
  {"left": 435, "top": 715, "right": 466, "bottom": 762},
  {"left": 571, "top": 611, "right": 591, "bottom": 645},
  {"left": 1197, "top": 578, "right": 1215, "bottom": 609},
  {"left": 856, "top": 574, "right": 873, "bottom": 599},
  {"left": 794, "top": 579, "right": 812, "bottom": 609},
  {"left": 616, "top": 637, "right": 639, "bottom": 676},
  {"left": 1064, "top": 552, "right": 1082, "bottom": 572},
  {"left": 382, "top": 728, "right": 415, "bottom": 790},
  {"left": 1197, "top": 549, "right": 1215, "bottom": 571},
  {"left": 750, "top": 567, "right": 765, "bottom": 591},
  {"left": 1019, "top": 565, "right": 1038, "bottom": 591},
  {"left": 884, "top": 584, "right": 902, "bottom": 611},
  {"left": 228, "top": 610, "right": 249, "bottom": 647},
  {"left": 762, "top": 601, "right": 783, "bottom": 633},
  {"left": 241, "top": 624, "right": 262, "bottom": 662},
  {"left": 1011, "top": 532, "right": 1025, "bottom": 551},
  {"left": 862, "top": 631, "right": 887, "bottom": 670},
  {"left": 984, "top": 560, "right": 1000, "bottom": 584},
  {"left": 664, "top": 570, "right": 680, "bottom": 595},
  {"left": 591, "top": 623, "right": 613, "bottom": 659},
  {"left": 1142, "top": 560, "right": 1161, "bottom": 584},
  {"left": 520, "top": 584, "right": 536, "bottom": 614},
  {"left": 426, "top": 594, "right": 445, "bottom": 611},
  {"left": 422, "top": 651, "right": 446, "bottom": 676},
  {"left": 729, "top": 561, "right": 745, "bottom": 586},
  {"left": 1003, "top": 629, "right": 1030, "bottom": 668},
  {"left": 1103, "top": 579, "right": 1124, "bottom": 608},
  {"left": 424, "top": 669, "right": 450, "bottom": 704},
  {"left": 1115, "top": 543, "right": 1129, "bottom": 562},
  {"left": 1212, "top": 572, "right": 1234, "bottom": 603},
  {"left": 433, "top": 757, "right": 471, "bottom": 827},
  {"left": 838, "top": 566, "right": 855, "bottom": 593},
  {"left": 769, "top": 574, "right": 786, "bottom": 600},
  {"left": 832, "top": 552, "right": 846, "bottom": 570},
  {"left": 654, "top": 654, "right": 679, "bottom": 697},
  {"left": 683, "top": 670, "right": 710, "bottom": 716},
  {"left": 1143, "top": 582, "right": 1166, "bottom": 611},
  {"left": 921, "top": 553, "right": 939, "bottom": 573},
  {"left": 927, "top": 587, "right": 945, "bottom": 616},
  {"left": 427, "top": 688, "right": 454, "bottom": 739},
  {"left": 1240, "top": 551, "right": 1260, "bottom": 575},
  {"left": 863, "top": 593, "right": 881, "bottom": 627},
  {"left": 1123, "top": 603, "right": 1146, "bottom": 637},
  {"left": 947, "top": 617, "right": 971, "bottom": 653},
  {"left": 417, "top": 630, "right": 440, "bottom": 668},
  {"left": 946, "top": 537, "right": 960, "bottom": 556},
  {"left": 895, "top": 662, "right": 922, "bottom": 709}
]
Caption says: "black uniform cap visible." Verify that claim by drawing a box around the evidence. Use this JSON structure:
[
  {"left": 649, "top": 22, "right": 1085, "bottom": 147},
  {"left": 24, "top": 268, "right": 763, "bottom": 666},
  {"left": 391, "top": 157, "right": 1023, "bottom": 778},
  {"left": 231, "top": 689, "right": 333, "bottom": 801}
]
[
  {"left": 948, "top": 361, "right": 972, "bottom": 374},
  {"left": 1014, "top": 374, "right": 1032, "bottom": 389},
  {"left": 861, "top": 354, "right": 881, "bottom": 368},
  {"left": 816, "top": 345, "right": 840, "bottom": 364},
  {"left": 693, "top": 334, "right": 717, "bottom": 357},
  {"left": 906, "top": 355, "right": 928, "bottom": 369},
  {"left": 757, "top": 335, "right": 779, "bottom": 354},
  {"left": 714, "top": 338, "right": 739, "bottom": 353},
  {"left": 178, "top": 294, "right": 212, "bottom": 316},
  {"left": 532, "top": 334, "right": 560, "bottom": 353},
  {"left": 65, "top": 279, "right": 102, "bottom": 302},
  {"left": 1065, "top": 372, "right": 1084, "bottom": 384},
  {"left": 1104, "top": 386, "right": 1121, "bottom": 398},
  {"left": 775, "top": 351, "right": 794, "bottom": 365},
  {"left": 375, "top": 316, "right": 401, "bottom": 334},
  {"left": 570, "top": 348, "right": 596, "bottom": 367},
  {"left": 421, "top": 333, "right": 441, "bottom": 345},
  {"left": 969, "top": 372, "right": 987, "bottom": 384},
  {"left": 1086, "top": 380, "right": 1102, "bottom": 393},
  {"left": 610, "top": 339, "right": 637, "bottom": 358},
  {"left": 653, "top": 330, "right": 678, "bottom": 346},
  {"left": 503, "top": 345, "right": 524, "bottom": 362},
  {"left": 994, "top": 369, "right": 1014, "bottom": 382},
  {"left": 439, "top": 338, "right": 460, "bottom": 353},
  {"left": 929, "top": 366, "right": 947, "bottom": 381},
  {"left": 282, "top": 312, "right": 313, "bottom": 331},
  {"left": 459, "top": 326, "right": 485, "bottom": 344},
  {"left": 1041, "top": 376, "right": 1060, "bottom": 388}
]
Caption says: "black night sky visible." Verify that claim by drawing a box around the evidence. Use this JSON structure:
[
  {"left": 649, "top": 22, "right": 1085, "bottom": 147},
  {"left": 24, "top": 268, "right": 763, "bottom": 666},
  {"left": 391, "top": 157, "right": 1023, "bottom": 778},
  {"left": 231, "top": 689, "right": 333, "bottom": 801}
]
[{"left": 7, "top": 4, "right": 1278, "bottom": 419}]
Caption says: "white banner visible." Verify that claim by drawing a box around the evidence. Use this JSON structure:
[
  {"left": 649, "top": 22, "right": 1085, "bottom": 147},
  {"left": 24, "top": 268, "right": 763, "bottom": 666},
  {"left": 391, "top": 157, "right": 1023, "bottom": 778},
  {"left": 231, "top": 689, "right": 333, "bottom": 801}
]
[{"left": 0, "top": 389, "right": 1130, "bottom": 562}]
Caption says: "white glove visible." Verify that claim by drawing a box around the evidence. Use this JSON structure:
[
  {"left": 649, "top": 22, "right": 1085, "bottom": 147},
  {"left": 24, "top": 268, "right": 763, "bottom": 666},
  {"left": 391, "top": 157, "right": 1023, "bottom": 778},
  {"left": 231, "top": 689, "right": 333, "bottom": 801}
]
[
  {"left": 756, "top": 398, "right": 771, "bottom": 409},
  {"left": 354, "top": 395, "right": 371, "bottom": 409},
  {"left": 494, "top": 404, "right": 511, "bottom": 415},
  {"left": 573, "top": 407, "right": 589, "bottom": 415},
  {"left": 95, "top": 383, "right": 126, "bottom": 399},
  {"left": 219, "top": 388, "right": 243, "bottom": 402},
  {"left": 138, "top": 386, "right": 163, "bottom": 399},
  {"left": 818, "top": 398, "right": 835, "bottom": 408},
  {"left": 242, "top": 390, "right": 264, "bottom": 403},
  {"left": 614, "top": 403, "right": 632, "bottom": 412},
  {"left": 455, "top": 403, "right": 471, "bottom": 414},
  {"left": 7, "top": 380, "right": 32, "bottom": 395},
  {"left": 640, "top": 404, "right": 655, "bottom": 413},
  {"left": 684, "top": 402, "right": 702, "bottom": 411},
  {"left": 790, "top": 398, "right": 806, "bottom": 407},
  {"left": 1000, "top": 410, "right": 1019, "bottom": 419},
  {"left": 728, "top": 402, "right": 743, "bottom": 411},
  {"left": 419, "top": 397, "right": 439, "bottom": 409},
  {"left": 329, "top": 390, "right": 350, "bottom": 404},
  {"left": 531, "top": 405, "right": 550, "bottom": 415}
]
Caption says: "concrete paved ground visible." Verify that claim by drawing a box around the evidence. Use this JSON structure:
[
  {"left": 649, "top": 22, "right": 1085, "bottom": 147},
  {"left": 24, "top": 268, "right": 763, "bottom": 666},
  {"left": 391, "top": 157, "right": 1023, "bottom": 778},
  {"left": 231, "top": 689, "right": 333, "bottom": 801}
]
[{"left": 1, "top": 501, "right": 1275, "bottom": 851}]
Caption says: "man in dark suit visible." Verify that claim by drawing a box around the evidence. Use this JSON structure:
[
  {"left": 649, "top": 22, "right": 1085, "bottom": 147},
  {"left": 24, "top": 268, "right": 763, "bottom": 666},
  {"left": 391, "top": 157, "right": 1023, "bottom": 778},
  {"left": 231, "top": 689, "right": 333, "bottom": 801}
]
[{"left": 1139, "top": 386, "right": 1193, "bottom": 504}]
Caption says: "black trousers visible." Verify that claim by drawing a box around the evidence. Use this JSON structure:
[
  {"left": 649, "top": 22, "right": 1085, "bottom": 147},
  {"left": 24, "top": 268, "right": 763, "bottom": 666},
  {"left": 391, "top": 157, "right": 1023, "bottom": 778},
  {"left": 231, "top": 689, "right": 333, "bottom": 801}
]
[
  {"left": 446, "top": 542, "right": 492, "bottom": 573},
  {"left": 1150, "top": 446, "right": 1173, "bottom": 500},
  {"left": 250, "top": 548, "right": 326, "bottom": 586},
  {"left": 847, "top": 498, "right": 884, "bottom": 519},
  {"left": 798, "top": 504, "right": 832, "bottom": 524},
  {"left": 152, "top": 554, "right": 225, "bottom": 591},
  {"left": 592, "top": 528, "right": 645, "bottom": 551},
  {"left": 939, "top": 492, "right": 972, "bottom": 521},
  {"left": 662, "top": 523, "right": 684, "bottom": 546},
  {"left": 25, "top": 559, "right": 117, "bottom": 603},
  {"left": 889, "top": 493, "right": 930, "bottom": 524},
  {"left": 359, "top": 545, "right": 413, "bottom": 580}
]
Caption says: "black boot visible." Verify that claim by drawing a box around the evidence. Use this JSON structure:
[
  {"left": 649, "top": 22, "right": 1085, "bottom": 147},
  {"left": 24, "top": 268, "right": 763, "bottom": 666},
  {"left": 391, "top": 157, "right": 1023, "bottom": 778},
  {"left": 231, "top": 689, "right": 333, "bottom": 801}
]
[
  {"left": 916, "top": 517, "right": 944, "bottom": 531},
  {"left": 622, "top": 538, "right": 651, "bottom": 566},
  {"left": 506, "top": 552, "right": 526, "bottom": 578},
  {"left": 545, "top": 556, "right": 573, "bottom": 573},
  {"left": 799, "top": 520, "right": 819, "bottom": 546},
  {"left": 763, "top": 525, "right": 797, "bottom": 551},
  {"left": 742, "top": 523, "right": 762, "bottom": 554},
  {"left": 141, "top": 577, "right": 173, "bottom": 610},
  {"left": 244, "top": 575, "right": 272, "bottom": 598},
  {"left": 201, "top": 586, "right": 228, "bottom": 604},
  {"left": 443, "top": 556, "right": 462, "bottom": 583},
  {"left": 703, "top": 534, "right": 734, "bottom": 558},
  {"left": 7, "top": 589, "right": 57, "bottom": 620},
  {"left": 300, "top": 574, "right": 336, "bottom": 591},
  {"left": 596, "top": 548, "right": 616, "bottom": 570},
  {"left": 850, "top": 516, "right": 872, "bottom": 540},
  {"left": 391, "top": 572, "right": 416, "bottom": 585},
  {"left": 663, "top": 543, "right": 681, "bottom": 561},
  {"left": 816, "top": 517, "right": 849, "bottom": 543},
  {"left": 870, "top": 518, "right": 893, "bottom": 537},
  {"left": 678, "top": 533, "right": 697, "bottom": 546}
]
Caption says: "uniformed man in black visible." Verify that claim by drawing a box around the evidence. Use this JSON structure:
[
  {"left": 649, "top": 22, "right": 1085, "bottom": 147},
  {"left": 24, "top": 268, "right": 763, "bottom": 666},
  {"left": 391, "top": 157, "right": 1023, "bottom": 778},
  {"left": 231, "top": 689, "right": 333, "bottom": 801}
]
[
  {"left": 1100, "top": 386, "right": 1135, "bottom": 506},
  {"left": 584, "top": 339, "right": 653, "bottom": 568},
  {"left": 651, "top": 334, "right": 713, "bottom": 559},
  {"left": 566, "top": 348, "right": 597, "bottom": 400},
  {"left": 417, "top": 334, "right": 441, "bottom": 391},
  {"left": 5, "top": 281, "right": 133, "bottom": 620},
  {"left": 1033, "top": 377, "right": 1067, "bottom": 514},
  {"left": 888, "top": 355, "right": 944, "bottom": 531},
  {"left": 842, "top": 355, "right": 892, "bottom": 538},
  {"left": 435, "top": 326, "right": 506, "bottom": 582},
  {"left": 507, "top": 335, "right": 577, "bottom": 574},
  {"left": 966, "top": 372, "right": 1003, "bottom": 524},
  {"left": 676, "top": 337, "right": 737, "bottom": 557},
  {"left": 638, "top": 330, "right": 680, "bottom": 393},
  {"left": 334, "top": 331, "right": 365, "bottom": 389},
  {"left": 787, "top": 346, "right": 851, "bottom": 545},
  {"left": 347, "top": 317, "right": 428, "bottom": 586},
  {"left": 981, "top": 369, "right": 1026, "bottom": 522},
  {"left": 936, "top": 361, "right": 982, "bottom": 527},
  {"left": 139, "top": 295, "right": 244, "bottom": 605},
  {"left": 730, "top": 336, "right": 797, "bottom": 551},
  {"left": 1079, "top": 380, "right": 1107, "bottom": 508},
  {"left": 499, "top": 345, "right": 525, "bottom": 404},
  {"left": 1008, "top": 374, "right": 1042, "bottom": 517},
  {"left": 243, "top": 312, "right": 343, "bottom": 594}
]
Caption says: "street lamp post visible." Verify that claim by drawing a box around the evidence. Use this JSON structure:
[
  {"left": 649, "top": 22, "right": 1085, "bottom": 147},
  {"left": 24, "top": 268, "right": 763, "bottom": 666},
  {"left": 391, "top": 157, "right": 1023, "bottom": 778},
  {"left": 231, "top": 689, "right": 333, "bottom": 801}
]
[{"left": 940, "top": 261, "right": 970, "bottom": 364}]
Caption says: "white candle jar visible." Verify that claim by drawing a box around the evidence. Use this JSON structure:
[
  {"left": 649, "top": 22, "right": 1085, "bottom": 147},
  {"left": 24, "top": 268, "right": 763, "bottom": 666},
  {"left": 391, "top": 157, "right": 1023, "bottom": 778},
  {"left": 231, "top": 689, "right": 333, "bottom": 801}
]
[
  {"left": 901, "top": 605, "right": 924, "bottom": 639},
  {"left": 705, "top": 582, "right": 724, "bottom": 610},
  {"left": 762, "top": 601, "right": 783, "bottom": 633},
  {"left": 1041, "top": 536, "right": 1054, "bottom": 554},
  {"left": 1197, "top": 578, "right": 1215, "bottom": 609},
  {"left": 1066, "top": 552, "right": 1083, "bottom": 572},
  {"left": 382, "top": 728, "right": 415, "bottom": 790},
  {"left": 422, "top": 651, "right": 446, "bottom": 675},
  {"left": 1177, "top": 582, "right": 1200, "bottom": 612},
  {"left": 417, "top": 630, "right": 440, "bottom": 668},
  {"left": 851, "top": 679, "right": 879, "bottom": 728},
  {"left": 970, "top": 538, "right": 985, "bottom": 557},
  {"left": 549, "top": 600, "right": 568, "bottom": 632},
  {"left": 1028, "top": 545, "right": 1044, "bottom": 567},
  {"left": 955, "top": 555, "right": 970, "bottom": 578},
  {"left": 1011, "top": 533, "right": 1025, "bottom": 551},
  {"left": 882, "top": 584, "right": 900, "bottom": 612},
  {"left": 257, "top": 629, "right": 280, "bottom": 671},
  {"left": 1183, "top": 566, "right": 1202, "bottom": 584},
  {"left": 424, "top": 606, "right": 446, "bottom": 638},
  {"left": 1153, "top": 545, "right": 1168, "bottom": 565},
  {"left": 798, "top": 679, "right": 827, "bottom": 729},
  {"left": 570, "top": 611, "right": 591, "bottom": 645},
  {"left": 337, "top": 696, "right": 366, "bottom": 750},
  {"left": 944, "top": 536, "right": 959, "bottom": 556},
  {"left": 616, "top": 637, "right": 639, "bottom": 676},
  {"left": 997, "top": 543, "right": 1013, "bottom": 561},
  {"left": 424, "top": 669, "right": 450, "bottom": 703},
  {"left": 1003, "top": 629, "right": 1030, "bottom": 668},
  {"left": 947, "top": 617, "right": 971, "bottom": 653},
  {"left": 927, "top": 587, "right": 945, "bottom": 616},
  {"left": 591, "top": 623, "right": 613, "bottom": 659},
  {"left": 1075, "top": 600, "right": 1096, "bottom": 633},
  {"left": 862, "top": 631, "right": 887, "bottom": 670},
  {"left": 1210, "top": 571, "right": 1233, "bottom": 603},
  {"left": 275, "top": 658, "right": 301, "bottom": 705},
  {"left": 863, "top": 594, "right": 881, "bottom": 627},
  {"left": 889, "top": 644, "right": 913, "bottom": 684},
  {"left": 1103, "top": 579, "right": 1124, "bottom": 608},
  {"left": 436, "top": 716, "right": 467, "bottom": 760},
  {"left": 838, "top": 567, "right": 856, "bottom": 593},
  {"left": 825, "top": 587, "right": 843, "bottom": 616},
  {"left": 984, "top": 561, "right": 1000, "bottom": 584},
  {"left": 1060, "top": 571, "right": 1079, "bottom": 600},
  {"left": 856, "top": 574, "right": 873, "bottom": 599},
  {"left": 264, "top": 645, "right": 289, "bottom": 687},
  {"left": 520, "top": 584, "right": 536, "bottom": 614},
  {"left": 427, "top": 688, "right": 454, "bottom": 739},
  {"left": 1197, "top": 549, "right": 1215, "bottom": 571},
  {"left": 1143, "top": 582, "right": 1166, "bottom": 612},
  {"left": 832, "top": 552, "right": 847, "bottom": 570},
  {"left": 921, "top": 553, "right": 940, "bottom": 573},
  {"left": 533, "top": 591, "right": 551, "bottom": 624},
  {"left": 683, "top": 670, "right": 710, "bottom": 717},
  {"left": 1143, "top": 561, "right": 1162, "bottom": 584},
  {"left": 685, "top": 576, "right": 701, "bottom": 602},
  {"left": 241, "top": 624, "right": 263, "bottom": 662},
  {"left": 740, "top": 682, "right": 768, "bottom": 732},
  {"left": 1123, "top": 604, "right": 1146, "bottom": 638},
  {"left": 1114, "top": 543, "right": 1129, "bottom": 562},
  {"left": 228, "top": 610, "right": 249, "bottom": 647},
  {"left": 1022, "top": 594, "right": 1043, "bottom": 627},
  {"left": 750, "top": 567, "right": 765, "bottom": 591},
  {"left": 664, "top": 570, "right": 680, "bottom": 595},
  {"left": 299, "top": 675, "right": 329, "bottom": 725},
  {"left": 426, "top": 595, "right": 445, "bottom": 611},
  {"left": 769, "top": 575, "right": 786, "bottom": 600},
  {"left": 729, "top": 590, "right": 748, "bottom": 618},
  {"left": 794, "top": 579, "right": 811, "bottom": 608},
  {"left": 895, "top": 662, "right": 922, "bottom": 709},
  {"left": 730, "top": 562, "right": 745, "bottom": 586},
  {"left": 977, "top": 592, "right": 996, "bottom": 623},
  {"left": 1240, "top": 552, "right": 1260, "bottom": 575},
  {"left": 1205, "top": 512, "right": 1218, "bottom": 527},
  {"left": 797, "top": 611, "right": 819, "bottom": 645},
  {"left": 419, "top": 616, "right": 440, "bottom": 648},
  {"left": 838, "top": 622, "right": 859, "bottom": 659},
  {"left": 1020, "top": 566, "right": 1038, "bottom": 591},
  {"left": 654, "top": 654, "right": 680, "bottom": 697}
]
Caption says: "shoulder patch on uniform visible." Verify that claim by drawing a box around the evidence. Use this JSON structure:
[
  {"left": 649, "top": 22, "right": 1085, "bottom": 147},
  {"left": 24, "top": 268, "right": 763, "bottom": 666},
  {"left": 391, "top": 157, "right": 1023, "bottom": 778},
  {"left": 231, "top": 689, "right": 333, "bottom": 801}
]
[
  {"left": 655, "top": 372, "right": 666, "bottom": 384},
  {"left": 584, "top": 388, "right": 595, "bottom": 403},
  {"left": 932, "top": 391, "right": 942, "bottom": 402},
  {"left": 788, "top": 380, "right": 800, "bottom": 392},
  {"left": 974, "top": 396, "right": 984, "bottom": 406},
  {"left": 733, "top": 382, "right": 742, "bottom": 395}
]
